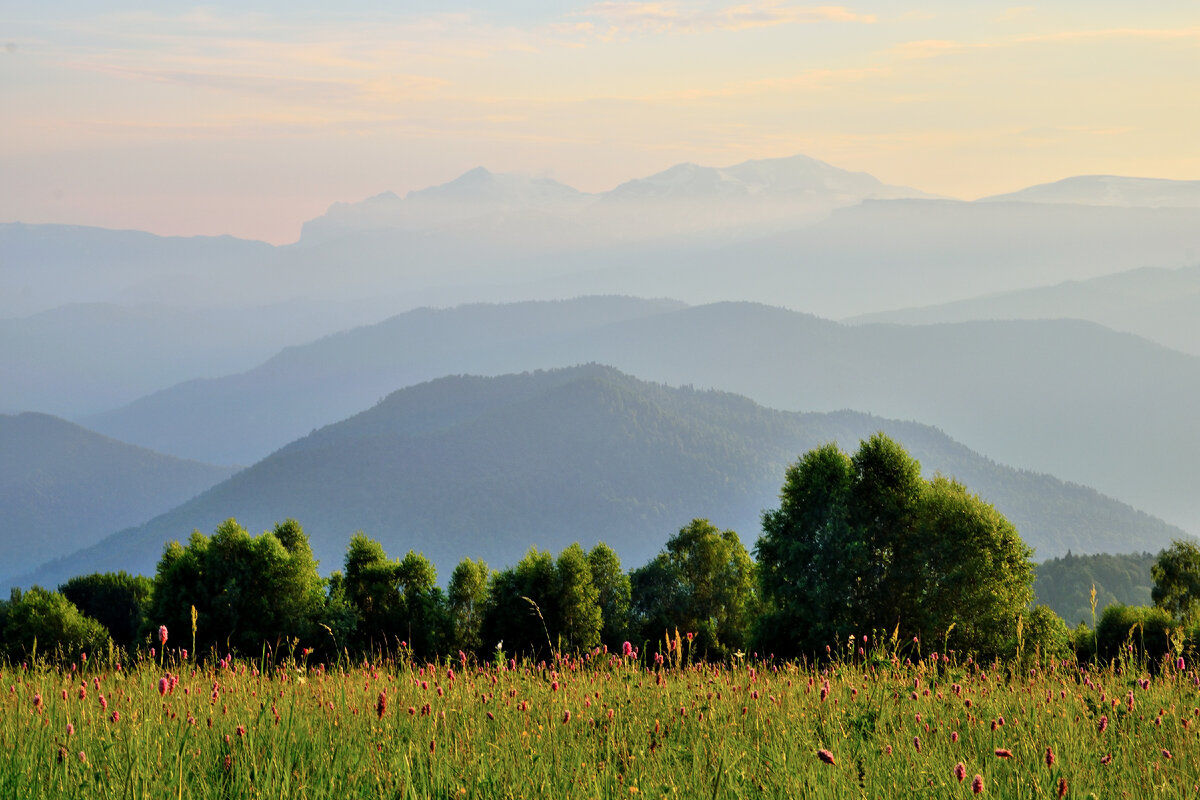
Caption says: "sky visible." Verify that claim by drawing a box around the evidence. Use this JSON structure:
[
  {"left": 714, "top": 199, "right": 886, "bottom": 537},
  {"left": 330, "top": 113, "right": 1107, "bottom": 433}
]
[{"left": 3, "top": 1, "right": 1199, "bottom": 244}]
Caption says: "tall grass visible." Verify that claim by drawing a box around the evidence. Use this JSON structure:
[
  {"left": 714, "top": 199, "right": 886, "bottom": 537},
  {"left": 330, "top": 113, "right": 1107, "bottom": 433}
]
[{"left": 2, "top": 637, "right": 1198, "bottom": 798}]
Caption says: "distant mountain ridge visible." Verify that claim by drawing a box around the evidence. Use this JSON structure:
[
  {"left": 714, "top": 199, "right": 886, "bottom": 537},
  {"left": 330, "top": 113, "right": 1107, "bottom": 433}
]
[
  {"left": 846, "top": 264, "right": 1200, "bottom": 358},
  {"left": 0, "top": 413, "right": 235, "bottom": 585},
  {"left": 980, "top": 175, "right": 1200, "bottom": 208},
  {"left": 80, "top": 298, "right": 1200, "bottom": 537},
  {"left": 296, "top": 154, "right": 934, "bottom": 246},
  {"left": 13, "top": 366, "right": 1185, "bottom": 591}
]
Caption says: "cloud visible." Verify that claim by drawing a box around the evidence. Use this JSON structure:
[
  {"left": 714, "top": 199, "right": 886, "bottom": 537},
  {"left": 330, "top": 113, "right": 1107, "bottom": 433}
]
[
  {"left": 890, "top": 26, "right": 1200, "bottom": 60},
  {"left": 570, "top": 2, "right": 873, "bottom": 37}
]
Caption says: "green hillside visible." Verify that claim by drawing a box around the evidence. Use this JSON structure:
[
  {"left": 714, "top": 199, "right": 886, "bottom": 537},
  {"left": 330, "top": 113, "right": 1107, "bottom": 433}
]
[
  {"left": 17, "top": 367, "right": 1184, "bottom": 589},
  {"left": 0, "top": 413, "right": 235, "bottom": 585}
]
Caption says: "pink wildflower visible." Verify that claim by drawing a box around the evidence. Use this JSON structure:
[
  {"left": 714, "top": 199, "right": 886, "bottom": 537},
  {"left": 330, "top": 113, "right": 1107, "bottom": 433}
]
[
  {"left": 954, "top": 762, "right": 966, "bottom": 782},
  {"left": 972, "top": 774, "right": 984, "bottom": 794},
  {"left": 816, "top": 749, "right": 835, "bottom": 765}
]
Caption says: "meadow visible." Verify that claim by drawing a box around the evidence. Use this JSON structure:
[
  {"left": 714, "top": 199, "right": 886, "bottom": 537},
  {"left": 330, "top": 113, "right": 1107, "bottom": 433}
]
[{"left": 3, "top": 634, "right": 1197, "bottom": 799}]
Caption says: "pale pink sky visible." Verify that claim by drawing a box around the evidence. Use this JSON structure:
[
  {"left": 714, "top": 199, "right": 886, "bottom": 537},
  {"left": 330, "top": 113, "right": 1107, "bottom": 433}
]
[{"left": 3, "top": 2, "right": 1198, "bottom": 243}]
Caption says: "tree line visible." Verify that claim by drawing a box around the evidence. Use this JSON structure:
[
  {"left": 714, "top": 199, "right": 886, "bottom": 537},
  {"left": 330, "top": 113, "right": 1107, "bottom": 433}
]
[{"left": 4, "top": 434, "right": 1198, "bottom": 666}]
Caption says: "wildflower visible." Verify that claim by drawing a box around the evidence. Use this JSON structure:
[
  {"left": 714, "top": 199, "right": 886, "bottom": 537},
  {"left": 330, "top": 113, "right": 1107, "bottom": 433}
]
[
  {"left": 110, "top": 710, "right": 119, "bottom": 723},
  {"left": 816, "top": 749, "right": 835, "bottom": 765},
  {"left": 1163, "top": 749, "right": 1173, "bottom": 759},
  {"left": 33, "top": 693, "right": 43, "bottom": 712},
  {"left": 562, "top": 709, "right": 571, "bottom": 724},
  {"left": 159, "top": 677, "right": 168, "bottom": 696},
  {"left": 884, "top": 745, "right": 892, "bottom": 755},
  {"left": 78, "top": 751, "right": 87, "bottom": 765},
  {"left": 951, "top": 731, "right": 959, "bottom": 743},
  {"left": 972, "top": 774, "right": 984, "bottom": 794},
  {"left": 954, "top": 763, "right": 966, "bottom": 782},
  {"left": 994, "top": 749, "right": 1013, "bottom": 759},
  {"left": 1045, "top": 746, "right": 1055, "bottom": 768},
  {"left": 913, "top": 736, "right": 921, "bottom": 753},
  {"left": 1057, "top": 777, "right": 1068, "bottom": 798},
  {"left": 1178, "top": 657, "right": 1186, "bottom": 671},
  {"left": 1100, "top": 754, "right": 1113, "bottom": 765},
  {"left": 158, "top": 625, "right": 168, "bottom": 645},
  {"left": 66, "top": 723, "right": 74, "bottom": 737},
  {"left": 376, "top": 692, "right": 387, "bottom": 719}
]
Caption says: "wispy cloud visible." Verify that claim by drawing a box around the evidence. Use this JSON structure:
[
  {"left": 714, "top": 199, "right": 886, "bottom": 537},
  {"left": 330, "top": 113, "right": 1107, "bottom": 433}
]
[
  {"left": 571, "top": 2, "right": 873, "bottom": 38},
  {"left": 890, "top": 25, "right": 1200, "bottom": 60}
]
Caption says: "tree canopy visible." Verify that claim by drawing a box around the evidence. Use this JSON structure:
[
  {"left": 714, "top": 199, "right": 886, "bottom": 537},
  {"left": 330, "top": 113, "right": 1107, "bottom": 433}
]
[
  {"left": 631, "top": 519, "right": 756, "bottom": 659},
  {"left": 755, "top": 433, "right": 1034, "bottom": 658},
  {"left": 1152, "top": 539, "right": 1200, "bottom": 623}
]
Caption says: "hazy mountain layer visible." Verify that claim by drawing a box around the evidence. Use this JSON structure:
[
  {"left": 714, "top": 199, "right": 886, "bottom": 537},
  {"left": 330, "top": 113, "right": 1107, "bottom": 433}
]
[
  {"left": 82, "top": 298, "right": 1200, "bottom": 535},
  {"left": 0, "top": 413, "right": 235, "bottom": 584},
  {"left": 980, "top": 175, "right": 1200, "bottom": 208},
  {"left": 526, "top": 199, "right": 1200, "bottom": 319},
  {"left": 15, "top": 367, "right": 1183, "bottom": 591},
  {"left": 0, "top": 223, "right": 273, "bottom": 319},
  {"left": 298, "top": 155, "right": 933, "bottom": 247},
  {"left": 0, "top": 300, "right": 420, "bottom": 418},
  {"left": 82, "top": 297, "right": 684, "bottom": 465},
  {"left": 845, "top": 264, "right": 1200, "bottom": 358}
]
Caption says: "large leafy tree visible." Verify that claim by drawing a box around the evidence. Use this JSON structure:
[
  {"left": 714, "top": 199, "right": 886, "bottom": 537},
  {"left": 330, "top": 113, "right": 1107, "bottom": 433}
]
[
  {"left": 341, "top": 534, "right": 449, "bottom": 656},
  {"left": 631, "top": 519, "right": 756, "bottom": 659},
  {"left": 755, "top": 433, "right": 1034, "bottom": 659},
  {"left": 148, "top": 518, "right": 326, "bottom": 657},
  {"left": 588, "top": 543, "right": 632, "bottom": 649},
  {"left": 1151, "top": 539, "right": 1200, "bottom": 622},
  {"left": 448, "top": 558, "right": 491, "bottom": 654},
  {"left": 59, "top": 571, "right": 153, "bottom": 650},
  {"left": 556, "top": 543, "right": 603, "bottom": 652},
  {"left": 1, "top": 586, "right": 111, "bottom": 662},
  {"left": 482, "top": 548, "right": 559, "bottom": 658}
]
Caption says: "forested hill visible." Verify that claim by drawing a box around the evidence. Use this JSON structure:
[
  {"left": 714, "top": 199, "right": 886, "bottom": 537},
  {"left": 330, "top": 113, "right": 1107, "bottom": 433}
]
[
  {"left": 15, "top": 366, "right": 1184, "bottom": 590},
  {"left": 0, "top": 413, "right": 235, "bottom": 585}
]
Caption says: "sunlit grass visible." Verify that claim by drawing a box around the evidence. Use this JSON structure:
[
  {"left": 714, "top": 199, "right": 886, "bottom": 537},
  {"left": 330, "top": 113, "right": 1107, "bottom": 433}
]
[{"left": 3, "top": 640, "right": 1199, "bottom": 798}]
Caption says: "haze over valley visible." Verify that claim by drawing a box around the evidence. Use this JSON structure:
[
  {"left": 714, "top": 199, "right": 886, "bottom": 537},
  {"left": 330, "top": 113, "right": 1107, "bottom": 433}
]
[{"left": 5, "top": 154, "right": 1200, "bottom": 589}]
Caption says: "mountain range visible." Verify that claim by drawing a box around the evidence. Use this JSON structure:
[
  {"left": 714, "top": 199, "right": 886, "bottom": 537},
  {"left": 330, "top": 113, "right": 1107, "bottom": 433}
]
[
  {"left": 78, "top": 297, "right": 1200, "bottom": 538},
  {"left": 10, "top": 366, "right": 1185, "bottom": 591},
  {"left": 846, "top": 264, "right": 1200, "bottom": 358},
  {"left": 0, "top": 413, "right": 234, "bottom": 585},
  {"left": 979, "top": 175, "right": 1200, "bottom": 208}
]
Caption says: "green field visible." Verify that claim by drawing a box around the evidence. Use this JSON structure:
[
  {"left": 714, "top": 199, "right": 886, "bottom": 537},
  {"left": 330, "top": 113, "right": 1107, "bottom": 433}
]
[{"left": 3, "top": 637, "right": 1199, "bottom": 799}]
